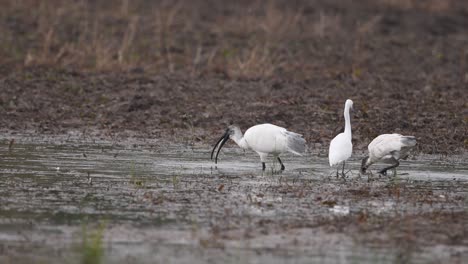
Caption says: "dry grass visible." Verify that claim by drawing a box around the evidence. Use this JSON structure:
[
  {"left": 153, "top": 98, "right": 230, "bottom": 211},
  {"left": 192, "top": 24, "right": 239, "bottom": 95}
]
[
  {"left": 0, "top": 0, "right": 466, "bottom": 79},
  {"left": 0, "top": 0, "right": 357, "bottom": 77},
  {"left": 379, "top": 0, "right": 455, "bottom": 12}
]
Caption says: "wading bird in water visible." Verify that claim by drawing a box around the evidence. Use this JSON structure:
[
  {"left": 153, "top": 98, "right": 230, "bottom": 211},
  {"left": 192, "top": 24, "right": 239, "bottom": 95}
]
[
  {"left": 211, "top": 123, "right": 306, "bottom": 171},
  {"left": 361, "top": 134, "right": 417, "bottom": 175},
  {"left": 329, "top": 99, "right": 353, "bottom": 178}
]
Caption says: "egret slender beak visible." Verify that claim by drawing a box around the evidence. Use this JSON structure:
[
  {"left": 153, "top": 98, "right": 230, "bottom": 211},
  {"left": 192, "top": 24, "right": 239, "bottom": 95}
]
[{"left": 211, "top": 129, "right": 230, "bottom": 164}]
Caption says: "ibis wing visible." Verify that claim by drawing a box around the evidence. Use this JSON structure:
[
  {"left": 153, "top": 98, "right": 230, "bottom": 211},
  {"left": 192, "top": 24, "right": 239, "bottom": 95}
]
[
  {"left": 369, "top": 134, "right": 415, "bottom": 160},
  {"left": 283, "top": 131, "right": 306, "bottom": 155}
]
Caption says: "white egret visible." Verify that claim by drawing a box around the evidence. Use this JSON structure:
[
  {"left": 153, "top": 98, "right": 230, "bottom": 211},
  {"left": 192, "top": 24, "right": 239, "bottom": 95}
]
[
  {"left": 211, "top": 123, "right": 306, "bottom": 171},
  {"left": 361, "top": 134, "right": 417, "bottom": 175},
  {"left": 328, "top": 99, "right": 353, "bottom": 177}
]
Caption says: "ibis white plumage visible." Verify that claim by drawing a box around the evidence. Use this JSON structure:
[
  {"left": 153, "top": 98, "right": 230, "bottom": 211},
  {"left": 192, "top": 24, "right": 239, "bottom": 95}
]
[
  {"left": 361, "top": 134, "right": 417, "bottom": 175},
  {"left": 328, "top": 99, "right": 353, "bottom": 177},
  {"left": 211, "top": 123, "right": 306, "bottom": 171}
]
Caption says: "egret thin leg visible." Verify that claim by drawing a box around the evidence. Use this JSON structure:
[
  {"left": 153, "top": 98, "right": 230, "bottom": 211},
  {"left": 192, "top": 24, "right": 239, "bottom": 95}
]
[{"left": 342, "top": 161, "right": 346, "bottom": 178}]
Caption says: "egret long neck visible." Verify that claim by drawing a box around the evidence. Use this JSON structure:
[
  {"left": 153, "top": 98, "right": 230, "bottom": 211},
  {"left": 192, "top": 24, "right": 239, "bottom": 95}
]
[{"left": 344, "top": 105, "right": 352, "bottom": 138}]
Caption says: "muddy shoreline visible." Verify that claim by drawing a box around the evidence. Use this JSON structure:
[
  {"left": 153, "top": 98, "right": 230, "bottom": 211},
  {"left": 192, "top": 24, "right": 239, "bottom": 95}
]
[{"left": 1, "top": 67, "right": 466, "bottom": 155}]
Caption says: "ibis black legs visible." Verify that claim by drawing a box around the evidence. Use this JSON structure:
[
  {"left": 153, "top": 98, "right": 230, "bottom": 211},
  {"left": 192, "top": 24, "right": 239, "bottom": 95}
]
[
  {"left": 261, "top": 158, "right": 285, "bottom": 171},
  {"left": 379, "top": 159, "right": 400, "bottom": 176},
  {"left": 277, "top": 157, "right": 285, "bottom": 171}
]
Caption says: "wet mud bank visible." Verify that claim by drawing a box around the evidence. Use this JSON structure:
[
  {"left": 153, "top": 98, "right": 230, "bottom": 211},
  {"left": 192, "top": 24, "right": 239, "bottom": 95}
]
[{"left": 0, "top": 67, "right": 466, "bottom": 155}]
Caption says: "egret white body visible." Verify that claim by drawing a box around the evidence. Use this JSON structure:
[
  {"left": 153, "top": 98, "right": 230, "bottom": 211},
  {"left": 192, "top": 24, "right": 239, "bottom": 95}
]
[
  {"left": 328, "top": 99, "right": 353, "bottom": 177},
  {"left": 211, "top": 123, "right": 306, "bottom": 171},
  {"left": 361, "top": 134, "right": 417, "bottom": 175}
]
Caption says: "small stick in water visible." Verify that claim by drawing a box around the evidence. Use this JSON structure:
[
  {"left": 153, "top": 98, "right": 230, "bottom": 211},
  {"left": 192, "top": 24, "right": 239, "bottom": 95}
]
[{"left": 8, "top": 139, "right": 15, "bottom": 151}]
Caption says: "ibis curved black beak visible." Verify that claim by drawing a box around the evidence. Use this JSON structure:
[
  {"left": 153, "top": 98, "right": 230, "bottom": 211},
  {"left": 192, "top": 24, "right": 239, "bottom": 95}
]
[{"left": 211, "top": 129, "right": 230, "bottom": 164}]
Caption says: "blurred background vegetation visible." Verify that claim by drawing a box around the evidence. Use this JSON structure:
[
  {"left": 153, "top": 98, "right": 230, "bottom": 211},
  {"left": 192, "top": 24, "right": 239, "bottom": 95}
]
[{"left": 1, "top": 0, "right": 467, "bottom": 79}]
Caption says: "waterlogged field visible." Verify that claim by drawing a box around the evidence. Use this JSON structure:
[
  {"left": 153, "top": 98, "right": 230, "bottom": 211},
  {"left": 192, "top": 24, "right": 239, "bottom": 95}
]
[
  {"left": 0, "top": 133, "right": 467, "bottom": 263},
  {"left": 1, "top": 0, "right": 467, "bottom": 263}
]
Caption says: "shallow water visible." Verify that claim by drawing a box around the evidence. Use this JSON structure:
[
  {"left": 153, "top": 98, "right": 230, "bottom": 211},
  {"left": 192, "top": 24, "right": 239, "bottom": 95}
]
[{"left": 0, "top": 133, "right": 467, "bottom": 263}]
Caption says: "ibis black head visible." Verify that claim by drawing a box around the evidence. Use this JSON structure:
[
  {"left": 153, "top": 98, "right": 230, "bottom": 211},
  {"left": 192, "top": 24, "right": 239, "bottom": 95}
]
[
  {"left": 360, "top": 156, "right": 369, "bottom": 174},
  {"left": 211, "top": 127, "right": 234, "bottom": 164}
]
